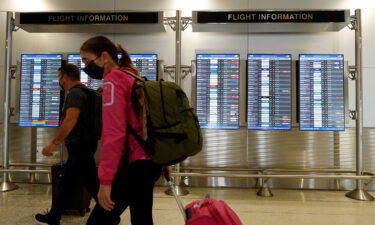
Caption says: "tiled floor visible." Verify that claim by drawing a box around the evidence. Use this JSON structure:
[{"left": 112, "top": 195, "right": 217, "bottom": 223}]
[{"left": 1, "top": 183, "right": 375, "bottom": 225}]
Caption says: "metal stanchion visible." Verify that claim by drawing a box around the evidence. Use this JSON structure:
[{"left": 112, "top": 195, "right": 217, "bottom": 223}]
[
  {"left": 257, "top": 178, "right": 273, "bottom": 197},
  {"left": 333, "top": 131, "right": 341, "bottom": 190},
  {"left": 1, "top": 12, "right": 18, "bottom": 192},
  {"left": 257, "top": 171, "right": 273, "bottom": 197},
  {"left": 165, "top": 164, "right": 189, "bottom": 196},
  {"left": 29, "top": 127, "right": 37, "bottom": 183},
  {"left": 175, "top": 9, "right": 182, "bottom": 87},
  {"left": 165, "top": 10, "right": 189, "bottom": 196},
  {"left": 345, "top": 9, "right": 374, "bottom": 201}
]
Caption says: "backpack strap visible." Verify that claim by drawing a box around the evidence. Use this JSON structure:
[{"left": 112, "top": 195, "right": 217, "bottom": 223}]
[
  {"left": 119, "top": 69, "right": 151, "bottom": 157},
  {"left": 126, "top": 122, "right": 155, "bottom": 156},
  {"left": 121, "top": 69, "right": 145, "bottom": 83}
]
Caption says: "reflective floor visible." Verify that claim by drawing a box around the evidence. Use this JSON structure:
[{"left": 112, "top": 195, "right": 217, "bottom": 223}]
[
  {"left": 2, "top": 125, "right": 375, "bottom": 224},
  {"left": 1, "top": 184, "right": 375, "bottom": 225}
]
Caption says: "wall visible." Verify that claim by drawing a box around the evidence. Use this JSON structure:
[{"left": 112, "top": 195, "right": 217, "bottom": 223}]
[
  {"left": 0, "top": 0, "right": 375, "bottom": 189},
  {"left": 0, "top": 0, "right": 373, "bottom": 126}
]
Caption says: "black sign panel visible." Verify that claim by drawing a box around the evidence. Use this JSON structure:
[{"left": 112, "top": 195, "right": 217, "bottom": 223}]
[
  {"left": 19, "top": 12, "right": 160, "bottom": 24},
  {"left": 196, "top": 11, "right": 346, "bottom": 23}
]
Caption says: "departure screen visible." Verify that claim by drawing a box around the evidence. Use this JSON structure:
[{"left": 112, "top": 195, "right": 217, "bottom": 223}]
[
  {"left": 247, "top": 54, "right": 292, "bottom": 130},
  {"left": 130, "top": 54, "right": 158, "bottom": 81},
  {"left": 299, "top": 54, "right": 345, "bottom": 131},
  {"left": 67, "top": 54, "right": 102, "bottom": 90},
  {"left": 19, "top": 54, "right": 62, "bottom": 127},
  {"left": 196, "top": 54, "right": 240, "bottom": 129}
]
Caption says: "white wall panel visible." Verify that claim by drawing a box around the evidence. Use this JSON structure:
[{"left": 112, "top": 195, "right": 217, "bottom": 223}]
[
  {"left": 0, "top": 0, "right": 115, "bottom": 12},
  {"left": 363, "top": 68, "right": 375, "bottom": 127},
  {"left": 114, "top": 0, "right": 249, "bottom": 11},
  {"left": 362, "top": 9, "right": 375, "bottom": 68},
  {"left": 362, "top": 9, "right": 375, "bottom": 127},
  {"left": 248, "top": 33, "right": 340, "bottom": 54},
  {"left": 250, "top": 0, "right": 350, "bottom": 10},
  {"left": 348, "top": 0, "right": 375, "bottom": 9},
  {"left": 0, "top": 0, "right": 250, "bottom": 12}
]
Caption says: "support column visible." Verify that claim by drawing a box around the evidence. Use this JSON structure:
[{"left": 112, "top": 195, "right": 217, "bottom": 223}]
[
  {"left": 1, "top": 12, "right": 18, "bottom": 192},
  {"left": 29, "top": 127, "right": 37, "bottom": 183},
  {"left": 346, "top": 9, "right": 374, "bottom": 201},
  {"left": 333, "top": 131, "right": 341, "bottom": 190},
  {"left": 165, "top": 10, "right": 189, "bottom": 196},
  {"left": 175, "top": 10, "right": 182, "bottom": 86}
]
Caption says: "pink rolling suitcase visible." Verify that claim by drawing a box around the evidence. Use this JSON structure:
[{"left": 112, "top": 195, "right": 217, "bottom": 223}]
[{"left": 165, "top": 172, "right": 243, "bottom": 225}]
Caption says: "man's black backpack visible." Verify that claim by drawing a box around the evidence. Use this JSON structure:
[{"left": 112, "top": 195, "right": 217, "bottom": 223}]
[{"left": 75, "top": 86, "right": 102, "bottom": 140}]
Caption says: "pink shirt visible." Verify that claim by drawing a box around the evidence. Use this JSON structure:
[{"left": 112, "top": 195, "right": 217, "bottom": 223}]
[{"left": 98, "top": 67, "right": 148, "bottom": 185}]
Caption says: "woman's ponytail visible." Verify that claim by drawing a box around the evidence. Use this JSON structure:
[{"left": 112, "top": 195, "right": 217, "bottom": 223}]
[{"left": 117, "top": 44, "right": 139, "bottom": 74}]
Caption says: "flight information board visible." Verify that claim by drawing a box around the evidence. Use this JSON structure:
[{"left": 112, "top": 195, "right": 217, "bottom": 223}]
[
  {"left": 247, "top": 54, "right": 292, "bottom": 130},
  {"left": 68, "top": 54, "right": 102, "bottom": 90},
  {"left": 299, "top": 54, "right": 345, "bottom": 131},
  {"left": 19, "top": 54, "right": 62, "bottom": 127},
  {"left": 196, "top": 54, "right": 240, "bottom": 129},
  {"left": 130, "top": 54, "right": 158, "bottom": 81}
]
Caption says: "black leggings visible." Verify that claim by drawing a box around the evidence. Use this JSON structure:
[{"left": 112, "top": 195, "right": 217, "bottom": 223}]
[
  {"left": 86, "top": 160, "right": 162, "bottom": 225},
  {"left": 51, "top": 140, "right": 99, "bottom": 219}
]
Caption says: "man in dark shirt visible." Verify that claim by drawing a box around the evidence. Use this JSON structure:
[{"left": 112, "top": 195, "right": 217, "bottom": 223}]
[{"left": 35, "top": 64, "right": 100, "bottom": 225}]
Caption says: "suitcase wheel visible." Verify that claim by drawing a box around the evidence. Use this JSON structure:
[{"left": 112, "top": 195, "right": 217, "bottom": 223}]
[{"left": 79, "top": 209, "right": 86, "bottom": 217}]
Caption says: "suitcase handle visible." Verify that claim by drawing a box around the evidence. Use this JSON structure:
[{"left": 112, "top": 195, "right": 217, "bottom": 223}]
[{"left": 163, "top": 167, "right": 187, "bottom": 222}]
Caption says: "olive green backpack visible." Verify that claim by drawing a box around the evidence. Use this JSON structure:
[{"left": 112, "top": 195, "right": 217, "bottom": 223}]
[{"left": 123, "top": 70, "right": 203, "bottom": 165}]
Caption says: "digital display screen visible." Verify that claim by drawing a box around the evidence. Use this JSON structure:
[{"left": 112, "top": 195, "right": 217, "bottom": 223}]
[
  {"left": 299, "top": 54, "right": 345, "bottom": 131},
  {"left": 67, "top": 54, "right": 102, "bottom": 90},
  {"left": 129, "top": 54, "right": 158, "bottom": 81},
  {"left": 247, "top": 54, "right": 292, "bottom": 130},
  {"left": 19, "top": 54, "right": 62, "bottom": 127},
  {"left": 196, "top": 54, "right": 240, "bottom": 129}
]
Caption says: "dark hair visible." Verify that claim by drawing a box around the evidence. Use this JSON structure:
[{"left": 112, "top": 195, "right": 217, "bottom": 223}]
[
  {"left": 80, "top": 36, "right": 138, "bottom": 73},
  {"left": 58, "top": 63, "right": 80, "bottom": 81}
]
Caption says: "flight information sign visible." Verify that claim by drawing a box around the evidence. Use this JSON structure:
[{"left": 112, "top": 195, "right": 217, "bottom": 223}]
[
  {"left": 299, "top": 54, "right": 345, "bottom": 131},
  {"left": 247, "top": 54, "right": 292, "bottom": 130},
  {"left": 19, "top": 54, "right": 62, "bottom": 127},
  {"left": 130, "top": 54, "right": 158, "bottom": 81},
  {"left": 196, "top": 54, "right": 240, "bottom": 129},
  {"left": 67, "top": 54, "right": 102, "bottom": 90}
]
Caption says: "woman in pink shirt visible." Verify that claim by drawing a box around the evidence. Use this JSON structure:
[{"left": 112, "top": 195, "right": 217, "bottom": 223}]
[{"left": 80, "top": 36, "right": 162, "bottom": 225}]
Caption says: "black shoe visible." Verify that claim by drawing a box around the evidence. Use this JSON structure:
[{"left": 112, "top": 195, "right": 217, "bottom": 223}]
[
  {"left": 115, "top": 217, "right": 121, "bottom": 225},
  {"left": 35, "top": 209, "right": 60, "bottom": 225}
]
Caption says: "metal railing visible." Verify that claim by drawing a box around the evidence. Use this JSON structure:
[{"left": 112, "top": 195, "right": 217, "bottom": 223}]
[
  {"left": 1, "top": 167, "right": 374, "bottom": 180},
  {"left": 1, "top": 164, "right": 374, "bottom": 198}
]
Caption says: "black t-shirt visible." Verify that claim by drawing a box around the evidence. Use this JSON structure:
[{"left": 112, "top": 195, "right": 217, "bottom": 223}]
[{"left": 61, "top": 84, "right": 88, "bottom": 144}]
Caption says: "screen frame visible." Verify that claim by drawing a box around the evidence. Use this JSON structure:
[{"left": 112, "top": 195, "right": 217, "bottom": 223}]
[
  {"left": 298, "top": 53, "right": 345, "bottom": 131},
  {"left": 129, "top": 53, "right": 159, "bottom": 81},
  {"left": 19, "top": 54, "right": 63, "bottom": 127},
  {"left": 246, "top": 54, "right": 293, "bottom": 130},
  {"left": 195, "top": 53, "right": 241, "bottom": 130}
]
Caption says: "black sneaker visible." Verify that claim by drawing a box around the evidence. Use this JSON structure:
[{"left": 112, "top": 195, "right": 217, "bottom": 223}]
[
  {"left": 35, "top": 209, "right": 60, "bottom": 225},
  {"left": 115, "top": 216, "right": 121, "bottom": 225}
]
